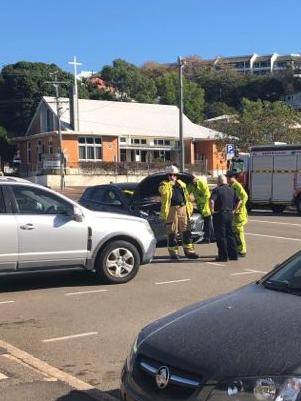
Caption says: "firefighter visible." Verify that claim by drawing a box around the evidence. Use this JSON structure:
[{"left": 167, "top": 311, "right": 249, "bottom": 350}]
[
  {"left": 226, "top": 170, "right": 248, "bottom": 257},
  {"left": 188, "top": 174, "right": 215, "bottom": 243},
  {"left": 159, "top": 165, "right": 198, "bottom": 260}
]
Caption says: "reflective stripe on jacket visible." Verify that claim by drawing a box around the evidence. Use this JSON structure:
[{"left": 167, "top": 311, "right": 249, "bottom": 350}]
[
  {"left": 159, "top": 179, "right": 193, "bottom": 221},
  {"left": 187, "top": 179, "right": 211, "bottom": 217}
]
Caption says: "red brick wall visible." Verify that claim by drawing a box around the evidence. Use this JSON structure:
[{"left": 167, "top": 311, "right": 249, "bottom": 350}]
[
  {"left": 62, "top": 136, "right": 78, "bottom": 168},
  {"left": 102, "top": 136, "right": 118, "bottom": 162},
  {"left": 194, "top": 140, "right": 227, "bottom": 173}
]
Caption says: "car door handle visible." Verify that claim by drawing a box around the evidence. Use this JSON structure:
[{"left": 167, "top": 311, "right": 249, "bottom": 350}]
[{"left": 20, "top": 223, "right": 35, "bottom": 230}]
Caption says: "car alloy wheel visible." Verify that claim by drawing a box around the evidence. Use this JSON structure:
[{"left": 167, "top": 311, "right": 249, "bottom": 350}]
[
  {"left": 106, "top": 247, "right": 135, "bottom": 278},
  {"left": 95, "top": 240, "right": 140, "bottom": 284}
]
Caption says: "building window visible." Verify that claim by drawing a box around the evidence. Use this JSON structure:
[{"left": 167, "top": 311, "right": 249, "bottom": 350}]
[
  {"left": 46, "top": 109, "right": 53, "bottom": 131},
  {"left": 120, "top": 137, "right": 127, "bottom": 143},
  {"left": 131, "top": 138, "right": 140, "bottom": 145},
  {"left": 27, "top": 142, "right": 31, "bottom": 163},
  {"left": 48, "top": 138, "right": 53, "bottom": 154},
  {"left": 78, "top": 136, "right": 102, "bottom": 160},
  {"left": 37, "top": 140, "right": 42, "bottom": 162},
  {"left": 154, "top": 139, "right": 171, "bottom": 146},
  {"left": 120, "top": 149, "right": 127, "bottom": 161},
  {"left": 130, "top": 138, "right": 147, "bottom": 145},
  {"left": 154, "top": 150, "right": 171, "bottom": 161}
]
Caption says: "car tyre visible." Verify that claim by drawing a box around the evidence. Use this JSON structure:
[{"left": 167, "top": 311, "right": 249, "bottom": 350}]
[
  {"left": 271, "top": 205, "right": 286, "bottom": 214},
  {"left": 296, "top": 195, "right": 301, "bottom": 215},
  {"left": 95, "top": 240, "right": 140, "bottom": 284},
  {"left": 246, "top": 201, "right": 252, "bottom": 212}
]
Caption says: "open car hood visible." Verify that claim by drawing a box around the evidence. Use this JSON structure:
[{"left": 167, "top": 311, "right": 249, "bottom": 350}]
[{"left": 132, "top": 172, "right": 193, "bottom": 204}]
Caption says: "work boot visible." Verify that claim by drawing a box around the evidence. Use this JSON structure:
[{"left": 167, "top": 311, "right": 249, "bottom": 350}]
[
  {"left": 169, "top": 250, "right": 180, "bottom": 260},
  {"left": 169, "top": 253, "right": 180, "bottom": 260},
  {"left": 185, "top": 251, "right": 199, "bottom": 259}
]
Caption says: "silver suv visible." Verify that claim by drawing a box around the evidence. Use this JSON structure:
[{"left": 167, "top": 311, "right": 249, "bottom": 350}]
[{"left": 0, "top": 177, "right": 156, "bottom": 284}]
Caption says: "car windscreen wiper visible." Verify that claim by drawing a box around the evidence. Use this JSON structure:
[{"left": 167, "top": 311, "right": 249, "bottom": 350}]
[{"left": 262, "top": 280, "right": 301, "bottom": 295}]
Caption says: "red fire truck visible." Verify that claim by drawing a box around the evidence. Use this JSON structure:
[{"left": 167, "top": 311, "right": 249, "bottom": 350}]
[{"left": 230, "top": 144, "right": 301, "bottom": 214}]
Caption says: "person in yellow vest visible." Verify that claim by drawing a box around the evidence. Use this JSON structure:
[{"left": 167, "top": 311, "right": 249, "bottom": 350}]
[
  {"left": 188, "top": 174, "right": 215, "bottom": 243},
  {"left": 226, "top": 170, "right": 248, "bottom": 257},
  {"left": 159, "top": 165, "right": 198, "bottom": 260}
]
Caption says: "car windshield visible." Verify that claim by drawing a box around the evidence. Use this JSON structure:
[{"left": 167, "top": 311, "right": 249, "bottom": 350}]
[{"left": 262, "top": 252, "right": 301, "bottom": 294}]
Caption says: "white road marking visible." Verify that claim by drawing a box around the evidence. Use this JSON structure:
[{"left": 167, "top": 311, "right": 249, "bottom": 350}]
[
  {"left": 155, "top": 279, "right": 191, "bottom": 285},
  {"left": 206, "top": 262, "right": 225, "bottom": 267},
  {"left": 3, "top": 353, "right": 57, "bottom": 381},
  {"left": 246, "top": 232, "right": 301, "bottom": 242},
  {"left": 0, "top": 372, "right": 8, "bottom": 380},
  {"left": 0, "top": 338, "right": 116, "bottom": 401},
  {"left": 249, "top": 219, "right": 301, "bottom": 227},
  {"left": 65, "top": 289, "right": 108, "bottom": 296},
  {"left": 42, "top": 332, "right": 98, "bottom": 343},
  {"left": 0, "top": 300, "right": 15, "bottom": 305},
  {"left": 232, "top": 269, "right": 268, "bottom": 276}
]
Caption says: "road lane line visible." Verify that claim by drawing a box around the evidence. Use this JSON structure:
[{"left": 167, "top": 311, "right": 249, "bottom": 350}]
[
  {"left": 249, "top": 219, "right": 301, "bottom": 227},
  {"left": 232, "top": 269, "right": 267, "bottom": 276},
  {"left": 155, "top": 279, "right": 191, "bottom": 285},
  {"left": 42, "top": 332, "right": 98, "bottom": 343},
  {"left": 246, "top": 233, "right": 301, "bottom": 242},
  {"left": 0, "top": 372, "right": 8, "bottom": 380},
  {"left": 247, "top": 269, "right": 268, "bottom": 274},
  {"left": 65, "top": 289, "right": 108, "bottom": 296},
  {"left": 206, "top": 262, "right": 225, "bottom": 267},
  {"left": 0, "top": 338, "right": 117, "bottom": 401},
  {"left": 0, "top": 300, "right": 15, "bottom": 305}
]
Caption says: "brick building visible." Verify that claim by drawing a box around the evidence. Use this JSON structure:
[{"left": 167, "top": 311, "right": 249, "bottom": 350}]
[{"left": 14, "top": 97, "right": 227, "bottom": 177}]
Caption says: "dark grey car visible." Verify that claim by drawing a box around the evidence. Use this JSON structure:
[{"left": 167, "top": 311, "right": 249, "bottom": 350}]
[
  {"left": 79, "top": 172, "right": 204, "bottom": 244},
  {"left": 121, "top": 250, "right": 301, "bottom": 400}
]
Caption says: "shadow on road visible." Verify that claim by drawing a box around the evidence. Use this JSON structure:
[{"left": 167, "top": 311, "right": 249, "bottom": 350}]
[
  {"left": 55, "top": 388, "right": 119, "bottom": 401},
  {"left": 0, "top": 270, "right": 109, "bottom": 294},
  {"left": 152, "top": 255, "right": 217, "bottom": 264}
]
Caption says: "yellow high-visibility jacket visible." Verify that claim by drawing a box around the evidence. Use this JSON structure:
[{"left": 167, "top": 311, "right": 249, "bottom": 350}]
[
  {"left": 187, "top": 179, "right": 211, "bottom": 217},
  {"left": 159, "top": 179, "right": 193, "bottom": 221},
  {"left": 231, "top": 180, "right": 248, "bottom": 223}
]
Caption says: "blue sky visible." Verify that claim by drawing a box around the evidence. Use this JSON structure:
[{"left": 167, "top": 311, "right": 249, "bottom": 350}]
[{"left": 1, "top": 0, "right": 301, "bottom": 73}]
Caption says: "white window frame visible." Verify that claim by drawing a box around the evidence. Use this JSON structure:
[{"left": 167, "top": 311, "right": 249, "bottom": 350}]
[{"left": 78, "top": 136, "right": 102, "bottom": 161}]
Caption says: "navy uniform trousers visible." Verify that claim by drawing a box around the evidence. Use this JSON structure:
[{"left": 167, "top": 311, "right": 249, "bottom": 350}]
[{"left": 213, "top": 211, "right": 237, "bottom": 260}]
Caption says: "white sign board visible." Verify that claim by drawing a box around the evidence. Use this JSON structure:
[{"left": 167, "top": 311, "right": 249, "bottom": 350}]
[
  {"left": 43, "top": 160, "right": 61, "bottom": 169},
  {"left": 226, "top": 144, "right": 235, "bottom": 160}
]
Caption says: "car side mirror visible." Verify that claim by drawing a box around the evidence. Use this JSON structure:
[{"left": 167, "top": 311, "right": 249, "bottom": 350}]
[{"left": 71, "top": 206, "right": 84, "bottom": 223}]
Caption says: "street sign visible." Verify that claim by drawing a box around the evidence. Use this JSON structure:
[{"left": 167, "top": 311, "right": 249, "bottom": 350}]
[{"left": 226, "top": 144, "right": 235, "bottom": 160}]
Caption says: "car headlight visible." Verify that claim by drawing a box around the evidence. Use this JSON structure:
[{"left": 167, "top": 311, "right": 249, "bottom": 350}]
[
  {"left": 207, "top": 377, "right": 301, "bottom": 401},
  {"left": 126, "top": 336, "right": 138, "bottom": 372}
]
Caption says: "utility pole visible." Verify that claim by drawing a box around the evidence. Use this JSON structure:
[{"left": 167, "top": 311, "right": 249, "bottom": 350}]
[
  {"left": 46, "top": 73, "right": 66, "bottom": 190},
  {"left": 178, "top": 56, "right": 185, "bottom": 172},
  {"left": 68, "top": 56, "right": 82, "bottom": 131}
]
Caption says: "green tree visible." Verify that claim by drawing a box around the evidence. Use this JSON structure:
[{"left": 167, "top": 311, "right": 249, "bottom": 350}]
[
  {"left": 0, "top": 62, "right": 73, "bottom": 136},
  {"left": 101, "top": 59, "right": 157, "bottom": 103},
  {"left": 156, "top": 72, "right": 205, "bottom": 123},
  {"left": 213, "top": 98, "right": 301, "bottom": 150},
  {"left": 156, "top": 72, "right": 177, "bottom": 105},
  {"left": 195, "top": 69, "right": 243, "bottom": 108},
  {"left": 204, "top": 101, "right": 237, "bottom": 119},
  {"left": 0, "top": 126, "right": 16, "bottom": 165}
]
